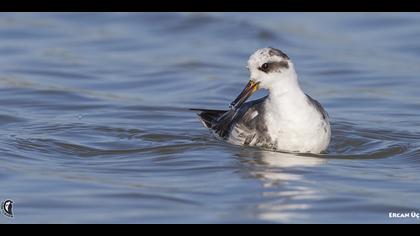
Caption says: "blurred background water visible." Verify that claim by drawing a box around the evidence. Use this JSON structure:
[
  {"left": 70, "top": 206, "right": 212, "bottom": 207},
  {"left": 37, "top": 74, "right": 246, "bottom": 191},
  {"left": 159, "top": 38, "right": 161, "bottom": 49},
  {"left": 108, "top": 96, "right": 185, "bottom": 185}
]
[{"left": 0, "top": 12, "right": 420, "bottom": 223}]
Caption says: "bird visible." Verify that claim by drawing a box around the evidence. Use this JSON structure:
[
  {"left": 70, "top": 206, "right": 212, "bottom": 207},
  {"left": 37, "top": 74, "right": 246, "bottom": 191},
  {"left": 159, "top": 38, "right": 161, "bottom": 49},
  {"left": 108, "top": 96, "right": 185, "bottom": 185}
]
[{"left": 191, "top": 47, "right": 331, "bottom": 154}]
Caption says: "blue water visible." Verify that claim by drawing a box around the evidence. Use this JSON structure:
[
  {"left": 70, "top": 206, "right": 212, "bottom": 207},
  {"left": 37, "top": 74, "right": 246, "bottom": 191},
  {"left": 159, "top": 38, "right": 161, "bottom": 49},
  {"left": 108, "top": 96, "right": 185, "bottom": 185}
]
[{"left": 1, "top": 13, "right": 420, "bottom": 223}]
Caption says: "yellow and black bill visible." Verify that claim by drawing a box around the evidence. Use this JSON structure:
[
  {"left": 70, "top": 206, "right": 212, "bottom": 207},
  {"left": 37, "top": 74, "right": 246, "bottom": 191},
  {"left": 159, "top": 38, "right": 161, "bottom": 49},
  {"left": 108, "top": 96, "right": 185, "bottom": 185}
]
[{"left": 229, "top": 80, "right": 259, "bottom": 109}]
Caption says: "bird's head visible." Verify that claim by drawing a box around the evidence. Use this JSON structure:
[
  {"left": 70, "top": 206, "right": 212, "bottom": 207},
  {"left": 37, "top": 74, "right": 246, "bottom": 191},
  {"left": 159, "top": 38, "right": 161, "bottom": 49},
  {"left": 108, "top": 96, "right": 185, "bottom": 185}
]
[{"left": 230, "top": 47, "right": 297, "bottom": 108}]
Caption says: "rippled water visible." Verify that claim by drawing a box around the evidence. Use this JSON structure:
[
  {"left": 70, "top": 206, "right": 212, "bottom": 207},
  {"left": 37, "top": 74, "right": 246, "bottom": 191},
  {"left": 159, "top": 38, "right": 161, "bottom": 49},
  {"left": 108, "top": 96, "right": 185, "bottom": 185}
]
[{"left": 1, "top": 13, "right": 420, "bottom": 223}]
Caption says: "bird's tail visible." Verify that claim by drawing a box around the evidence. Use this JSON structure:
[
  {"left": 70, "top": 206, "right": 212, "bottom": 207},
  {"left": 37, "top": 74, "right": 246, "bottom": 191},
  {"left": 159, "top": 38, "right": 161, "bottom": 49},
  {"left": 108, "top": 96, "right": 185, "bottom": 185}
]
[{"left": 189, "top": 108, "right": 227, "bottom": 128}]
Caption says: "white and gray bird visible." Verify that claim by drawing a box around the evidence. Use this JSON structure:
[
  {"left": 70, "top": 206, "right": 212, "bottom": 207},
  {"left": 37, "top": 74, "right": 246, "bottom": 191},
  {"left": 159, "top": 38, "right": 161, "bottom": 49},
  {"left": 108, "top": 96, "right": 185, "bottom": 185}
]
[{"left": 191, "top": 47, "right": 331, "bottom": 154}]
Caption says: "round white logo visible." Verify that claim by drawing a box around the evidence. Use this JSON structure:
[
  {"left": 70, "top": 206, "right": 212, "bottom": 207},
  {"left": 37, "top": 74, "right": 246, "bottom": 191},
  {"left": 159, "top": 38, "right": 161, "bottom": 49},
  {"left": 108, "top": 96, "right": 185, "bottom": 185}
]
[{"left": 1, "top": 200, "right": 13, "bottom": 218}]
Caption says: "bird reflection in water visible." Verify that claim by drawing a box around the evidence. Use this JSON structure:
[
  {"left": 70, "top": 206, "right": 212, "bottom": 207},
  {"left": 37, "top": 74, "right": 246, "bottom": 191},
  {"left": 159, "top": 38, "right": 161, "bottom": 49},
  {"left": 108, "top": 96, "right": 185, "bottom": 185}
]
[{"left": 234, "top": 149, "right": 326, "bottom": 223}]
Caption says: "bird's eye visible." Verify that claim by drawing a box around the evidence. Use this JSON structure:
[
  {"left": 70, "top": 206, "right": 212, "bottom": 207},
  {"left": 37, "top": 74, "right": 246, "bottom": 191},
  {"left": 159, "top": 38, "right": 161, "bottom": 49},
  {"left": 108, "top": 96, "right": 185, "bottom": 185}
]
[
  {"left": 261, "top": 63, "right": 269, "bottom": 70},
  {"left": 259, "top": 62, "right": 273, "bottom": 73}
]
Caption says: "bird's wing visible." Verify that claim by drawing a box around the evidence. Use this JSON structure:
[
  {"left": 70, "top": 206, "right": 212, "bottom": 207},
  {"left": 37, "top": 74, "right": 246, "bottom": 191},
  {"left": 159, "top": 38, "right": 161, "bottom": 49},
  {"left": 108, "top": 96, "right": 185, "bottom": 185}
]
[
  {"left": 189, "top": 108, "right": 227, "bottom": 129},
  {"left": 228, "top": 96, "right": 271, "bottom": 146},
  {"left": 190, "top": 96, "right": 268, "bottom": 140}
]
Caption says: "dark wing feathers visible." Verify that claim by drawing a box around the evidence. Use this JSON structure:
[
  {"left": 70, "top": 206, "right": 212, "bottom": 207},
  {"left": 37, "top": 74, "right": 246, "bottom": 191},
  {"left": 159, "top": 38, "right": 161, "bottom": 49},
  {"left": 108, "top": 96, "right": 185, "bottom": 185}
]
[
  {"left": 190, "top": 96, "right": 268, "bottom": 139},
  {"left": 189, "top": 108, "right": 234, "bottom": 137},
  {"left": 189, "top": 108, "right": 227, "bottom": 129}
]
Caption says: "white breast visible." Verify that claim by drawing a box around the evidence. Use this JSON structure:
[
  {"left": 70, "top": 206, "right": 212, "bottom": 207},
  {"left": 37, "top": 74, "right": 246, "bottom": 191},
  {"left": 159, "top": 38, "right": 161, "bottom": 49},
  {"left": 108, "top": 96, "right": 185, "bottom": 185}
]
[{"left": 263, "top": 95, "right": 331, "bottom": 153}]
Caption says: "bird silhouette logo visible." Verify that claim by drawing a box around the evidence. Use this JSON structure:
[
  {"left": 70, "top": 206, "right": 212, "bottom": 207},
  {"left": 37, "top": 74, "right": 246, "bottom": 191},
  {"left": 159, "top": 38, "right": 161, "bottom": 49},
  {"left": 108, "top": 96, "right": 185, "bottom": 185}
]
[{"left": 1, "top": 200, "right": 13, "bottom": 218}]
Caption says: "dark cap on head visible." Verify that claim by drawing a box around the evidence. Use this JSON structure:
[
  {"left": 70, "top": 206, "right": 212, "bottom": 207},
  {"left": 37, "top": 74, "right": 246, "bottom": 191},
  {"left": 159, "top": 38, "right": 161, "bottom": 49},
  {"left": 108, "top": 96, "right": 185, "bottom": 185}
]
[{"left": 268, "top": 47, "right": 289, "bottom": 60}]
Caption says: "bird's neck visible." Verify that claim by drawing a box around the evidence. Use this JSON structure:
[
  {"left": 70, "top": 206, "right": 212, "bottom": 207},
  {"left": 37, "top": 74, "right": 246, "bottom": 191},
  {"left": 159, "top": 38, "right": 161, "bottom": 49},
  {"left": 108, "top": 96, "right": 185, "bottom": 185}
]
[{"left": 266, "top": 77, "right": 310, "bottom": 117}]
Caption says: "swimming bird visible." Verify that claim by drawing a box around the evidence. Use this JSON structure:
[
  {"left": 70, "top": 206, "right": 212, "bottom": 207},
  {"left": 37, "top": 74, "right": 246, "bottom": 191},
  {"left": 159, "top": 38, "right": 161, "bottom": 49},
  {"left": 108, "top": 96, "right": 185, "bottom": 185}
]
[{"left": 191, "top": 47, "right": 331, "bottom": 154}]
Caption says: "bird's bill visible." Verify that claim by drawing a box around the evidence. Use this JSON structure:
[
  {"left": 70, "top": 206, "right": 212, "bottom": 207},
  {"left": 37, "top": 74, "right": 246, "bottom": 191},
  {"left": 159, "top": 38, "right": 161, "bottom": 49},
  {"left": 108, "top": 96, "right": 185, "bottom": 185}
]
[{"left": 230, "top": 80, "right": 259, "bottom": 109}]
